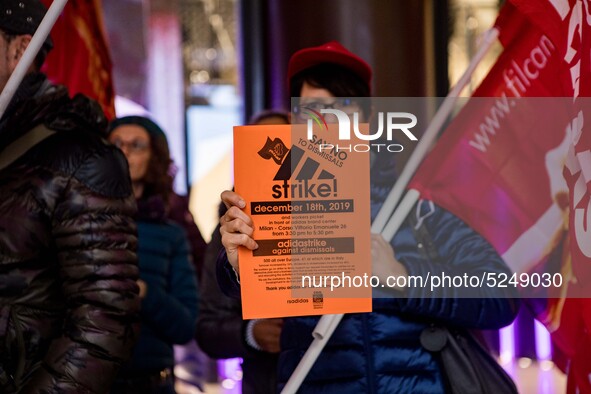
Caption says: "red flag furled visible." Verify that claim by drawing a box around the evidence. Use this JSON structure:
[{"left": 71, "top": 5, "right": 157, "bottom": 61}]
[
  {"left": 409, "top": 1, "right": 591, "bottom": 392},
  {"left": 41, "top": 0, "right": 115, "bottom": 119},
  {"left": 410, "top": 1, "right": 572, "bottom": 278}
]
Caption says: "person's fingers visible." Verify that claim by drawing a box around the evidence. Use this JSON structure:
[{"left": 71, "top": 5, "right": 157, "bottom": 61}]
[
  {"left": 220, "top": 203, "right": 257, "bottom": 251},
  {"left": 371, "top": 233, "right": 387, "bottom": 247},
  {"left": 221, "top": 190, "right": 246, "bottom": 210},
  {"left": 222, "top": 231, "right": 257, "bottom": 272},
  {"left": 221, "top": 232, "right": 259, "bottom": 251},
  {"left": 268, "top": 323, "right": 282, "bottom": 337},
  {"left": 219, "top": 193, "right": 255, "bottom": 272},
  {"left": 266, "top": 318, "right": 284, "bottom": 326},
  {"left": 253, "top": 319, "right": 283, "bottom": 353},
  {"left": 221, "top": 216, "right": 254, "bottom": 237},
  {"left": 224, "top": 206, "right": 254, "bottom": 227},
  {"left": 371, "top": 233, "right": 395, "bottom": 253}
]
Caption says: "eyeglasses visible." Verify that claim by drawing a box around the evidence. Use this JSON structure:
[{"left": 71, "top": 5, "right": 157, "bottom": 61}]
[
  {"left": 111, "top": 138, "right": 150, "bottom": 154},
  {"left": 292, "top": 98, "right": 360, "bottom": 122},
  {"left": 297, "top": 98, "right": 357, "bottom": 112}
]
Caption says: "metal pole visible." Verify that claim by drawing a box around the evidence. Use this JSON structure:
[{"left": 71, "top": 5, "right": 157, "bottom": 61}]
[
  {"left": 280, "top": 313, "right": 344, "bottom": 394},
  {"left": 371, "top": 27, "right": 500, "bottom": 235}
]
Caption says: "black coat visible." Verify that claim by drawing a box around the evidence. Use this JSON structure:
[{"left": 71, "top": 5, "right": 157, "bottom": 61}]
[{"left": 0, "top": 75, "right": 140, "bottom": 393}]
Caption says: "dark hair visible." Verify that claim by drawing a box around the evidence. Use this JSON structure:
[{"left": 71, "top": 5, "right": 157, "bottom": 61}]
[
  {"left": 33, "top": 46, "right": 48, "bottom": 70},
  {"left": 142, "top": 132, "right": 174, "bottom": 204},
  {"left": 290, "top": 63, "right": 371, "bottom": 117},
  {"left": 248, "top": 109, "right": 290, "bottom": 125},
  {"left": 0, "top": 29, "right": 49, "bottom": 71},
  {"left": 108, "top": 116, "right": 174, "bottom": 204}
]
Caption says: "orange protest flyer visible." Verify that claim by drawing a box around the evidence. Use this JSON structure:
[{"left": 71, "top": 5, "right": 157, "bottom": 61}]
[{"left": 233, "top": 123, "right": 372, "bottom": 319}]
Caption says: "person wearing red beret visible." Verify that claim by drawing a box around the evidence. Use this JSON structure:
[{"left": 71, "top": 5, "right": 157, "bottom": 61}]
[{"left": 217, "top": 41, "right": 520, "bottom": 393}]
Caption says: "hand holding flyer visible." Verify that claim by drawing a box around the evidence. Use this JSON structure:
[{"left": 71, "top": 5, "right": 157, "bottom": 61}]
[{"left": 233, "top": 123, "right": 372, "bottom": 319}]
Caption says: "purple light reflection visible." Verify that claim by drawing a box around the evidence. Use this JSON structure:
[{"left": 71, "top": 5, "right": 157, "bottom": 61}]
[
  {"left": 217, "top": 358, "right": 242, "bottom": 394},
  {"left": 534, "top": 320, "right": 552, "bottom": 361}
]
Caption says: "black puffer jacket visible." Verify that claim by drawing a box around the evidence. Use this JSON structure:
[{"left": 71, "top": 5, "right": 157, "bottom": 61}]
[{"left": 0, "top": 74, "right": 140, "bottom": 394}]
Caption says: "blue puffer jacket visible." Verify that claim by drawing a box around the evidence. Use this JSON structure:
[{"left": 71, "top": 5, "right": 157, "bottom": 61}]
[
  {"left": 276, "top": 201, "right": 520, "bottom": 393},
  {"left": 123, "top": 197, "right": 199, "bottom": 372},
  {"left": 218, "top": 155, "right": 520, "bottom": 393}
]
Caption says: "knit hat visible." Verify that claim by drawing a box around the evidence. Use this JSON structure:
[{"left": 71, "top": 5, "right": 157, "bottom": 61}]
[
  {"left": 0, "top": 0, "right": 53, "bottom": 50},
  {"left": 287, "top": 40, "right": 372, "bottom": 89},
  {"left": 108, "top": 115, "right": 167, "bottom": 142}
]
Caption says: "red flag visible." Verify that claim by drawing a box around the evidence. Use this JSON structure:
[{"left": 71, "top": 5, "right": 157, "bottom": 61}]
[
  {"left": 504, "top": 3, "right": 591, "bottom": 393},
  {"left": 41, "top": 0, "right": 116, "bottom": 119},
  {"left": 410, "top": 2, "right": 591, "bottom": 391},
  {"left": 410, "top": 1, "right": 571, "bottom": 273}
]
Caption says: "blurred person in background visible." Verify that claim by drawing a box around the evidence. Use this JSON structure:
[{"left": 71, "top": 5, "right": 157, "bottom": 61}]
[
  {"left": 0, "top": 1, "right": 140, "bottom": 393},
  {"left": 108, "top": 116, "right": 199, "bottom": 394},
  {"left": 169, "top": 192, "right": 207, "bottom": 280},
  {"left": 196, "top": 110, "right": 289, "bottom": 394}
]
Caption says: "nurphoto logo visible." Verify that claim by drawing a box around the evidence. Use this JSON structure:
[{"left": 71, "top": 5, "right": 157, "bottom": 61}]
[{"left": 298, "top": 99, "right": 419, "bottom": 153}]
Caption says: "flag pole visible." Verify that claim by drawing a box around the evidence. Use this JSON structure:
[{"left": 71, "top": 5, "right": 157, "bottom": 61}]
[
  {"left": 281, "top": 27, "right": 501, "bottom": 394},
  {"left": 0, "top": 0, "right": 68, "bottom": 119},
  {"left": 371, "top": 27, "right": 500, "bottom": 237},
  {"left": 280, "top": 313, "right": 344, "bottom": 394}
]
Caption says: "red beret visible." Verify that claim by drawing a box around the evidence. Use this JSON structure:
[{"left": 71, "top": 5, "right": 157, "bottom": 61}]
[{"left": 287, "top": 40, "right": 372, "bottom": 89}]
